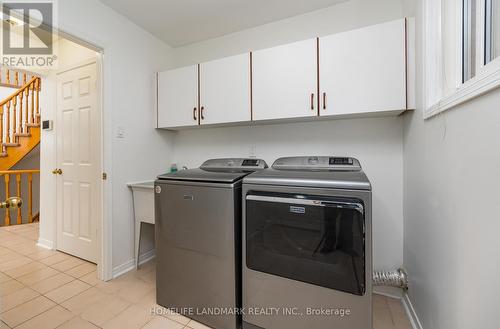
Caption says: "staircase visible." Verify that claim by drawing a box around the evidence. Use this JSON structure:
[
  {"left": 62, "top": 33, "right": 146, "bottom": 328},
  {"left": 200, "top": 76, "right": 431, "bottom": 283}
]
[{"left": 0, "top": 67, "right": 41, "bottom": 171}]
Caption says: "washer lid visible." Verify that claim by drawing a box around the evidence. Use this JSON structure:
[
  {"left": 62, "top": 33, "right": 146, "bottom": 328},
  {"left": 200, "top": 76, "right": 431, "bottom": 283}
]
[
  {"left": 157, "top": 168, "right": 250, "bottom": 184},
  {"left": 157, "top": 158, "right": 268, "bottom": 184},
  {"left": 244, "top": 156, "right": 371, "bottom": 190}
]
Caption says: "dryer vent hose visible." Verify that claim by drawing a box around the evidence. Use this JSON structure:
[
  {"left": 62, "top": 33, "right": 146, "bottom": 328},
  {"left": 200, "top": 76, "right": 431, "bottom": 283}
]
[{"left": 373, "top": 268, "right": 408, "bottom": 290}]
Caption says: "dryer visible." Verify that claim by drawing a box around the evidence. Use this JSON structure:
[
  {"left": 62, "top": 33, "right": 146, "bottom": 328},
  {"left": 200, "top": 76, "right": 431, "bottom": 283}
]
[{"left": 242, "top": 156, "right": 372, "bottom": 329}]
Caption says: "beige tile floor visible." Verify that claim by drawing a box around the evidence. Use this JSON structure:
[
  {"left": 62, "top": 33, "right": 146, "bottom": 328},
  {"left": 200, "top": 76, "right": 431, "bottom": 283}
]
[{"left": 0, "top": 223, "right": 412, "bottom": 329}]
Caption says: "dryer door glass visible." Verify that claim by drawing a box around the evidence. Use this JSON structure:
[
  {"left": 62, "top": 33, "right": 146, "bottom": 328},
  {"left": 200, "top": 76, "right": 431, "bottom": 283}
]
[{"left": 245, "top": 191, "right": 365, "bottom": 295}]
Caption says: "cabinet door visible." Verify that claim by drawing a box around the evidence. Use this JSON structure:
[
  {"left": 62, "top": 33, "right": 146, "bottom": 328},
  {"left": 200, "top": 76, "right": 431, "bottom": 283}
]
[
  {"left": 319, "top": 19, "right": 406, "bottom": 116},
  {"left": 252, "top": 38, "right": 317, "bottom": 121},
  {"left": 200, "top": 54, "right": 251, "bottom": 125},
  {"left": 157, "top": 65, "right": 198, "bottom": 128}
]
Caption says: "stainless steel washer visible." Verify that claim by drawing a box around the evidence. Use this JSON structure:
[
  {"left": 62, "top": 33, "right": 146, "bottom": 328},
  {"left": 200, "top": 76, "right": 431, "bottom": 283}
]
[
  {"left": 155, "top": 158, "right": 267, "bottom": 329},
  {"left": 242, "top": 156, "right": 372, "bottom": 329}
]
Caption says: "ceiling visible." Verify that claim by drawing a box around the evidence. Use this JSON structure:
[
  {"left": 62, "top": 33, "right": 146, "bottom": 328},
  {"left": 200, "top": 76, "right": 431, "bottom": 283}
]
[{"left": 99, "top": 0, "right": 347, "bottom": 47}]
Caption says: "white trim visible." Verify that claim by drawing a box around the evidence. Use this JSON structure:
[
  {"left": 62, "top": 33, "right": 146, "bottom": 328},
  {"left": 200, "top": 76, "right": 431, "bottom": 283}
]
[
  {"left": 51, "top": 22, "right": 113, "bottom": 283},
  {"left": 138, "top": 249, "right": 156, "bottom": 265},
  {"left": 96, "top": 52, "right": 113, "bottom": 282},
  {"left": 112, "top": 259, "right": 135, "bottom": 278},
  {"left": 373, "top": 288, "right": 402, "bottom": 299},
  {"left": 402, "top": 293, "right": 424, "bottom": 329},
  {"left": 37, "top": 238, "right": 54, "bottom": 250},
  {"left": 112, "top": 250, "right": 156, "bottom": 278},
  {"left": 55, "top": 58, "right": 98, "bottom": 75},
  {"left": 425, "top": 58, "right": 500, "bottom": 118},
  {"left": 424, "top": 0, "right": 500, "bottom": 118}
]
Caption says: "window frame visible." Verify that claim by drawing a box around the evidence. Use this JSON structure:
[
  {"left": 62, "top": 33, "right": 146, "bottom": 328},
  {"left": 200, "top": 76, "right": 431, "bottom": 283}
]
[{"left": 424, "top": 0, "right": 500, "bottom": 119}]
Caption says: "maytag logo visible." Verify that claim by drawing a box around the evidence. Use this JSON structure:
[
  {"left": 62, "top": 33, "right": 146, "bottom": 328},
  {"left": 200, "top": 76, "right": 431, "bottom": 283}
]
[
  {"left": 1, "top": 1, "right": 58, "bottom": 68},
  {"left": 289, "top": 206, "right": 305, "bottom": 214}
]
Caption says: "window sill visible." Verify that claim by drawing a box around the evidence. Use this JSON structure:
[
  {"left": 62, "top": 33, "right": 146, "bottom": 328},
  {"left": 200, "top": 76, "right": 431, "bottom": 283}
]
[{"left": 424, "top": 61, "right": 500, "bottom": 119}]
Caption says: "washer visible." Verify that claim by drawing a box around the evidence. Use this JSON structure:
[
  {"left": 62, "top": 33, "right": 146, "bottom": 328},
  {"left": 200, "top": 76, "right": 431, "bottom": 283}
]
[
  {"left": 242, "top": 156, "right": 372, "bottom": 329},
  {"left": 155, "top": 158, "right": 268, "bottom": 329}
]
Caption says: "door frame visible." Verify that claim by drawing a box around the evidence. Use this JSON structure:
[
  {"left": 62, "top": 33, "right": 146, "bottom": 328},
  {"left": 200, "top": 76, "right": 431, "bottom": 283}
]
[{"left": 44, "top": 28, "right": 112, "bottom": 281}]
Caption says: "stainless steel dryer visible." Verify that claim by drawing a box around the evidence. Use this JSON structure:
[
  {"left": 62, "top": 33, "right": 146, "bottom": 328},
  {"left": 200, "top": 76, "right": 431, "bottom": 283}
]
[
  {"left": 155, "top": 158, "right": 267, "bottom": 329},
  {"left": 242, "top": 156, "right": 372, "bottom": 329}
]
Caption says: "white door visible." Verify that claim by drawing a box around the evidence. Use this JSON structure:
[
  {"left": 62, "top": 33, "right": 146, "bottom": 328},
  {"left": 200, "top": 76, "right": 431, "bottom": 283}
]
[
  {"left": 199, "top": 54, "right": 251, "bottom": 125},
  {"left": 319, "top": 19, "right": 406, "bottom": 116},
  {"left": 157, "top": 65, "right": 198, "bottom": 128},
  {"left": 252, "top": 38, "right": 317, "bottom": 121},
  {"left": 56, "top": 61, "right": 100, "bottom": 263}
]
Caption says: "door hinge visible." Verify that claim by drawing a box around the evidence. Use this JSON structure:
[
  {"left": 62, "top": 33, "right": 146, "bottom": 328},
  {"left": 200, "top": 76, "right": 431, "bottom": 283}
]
[{"left": 102, "top": 172, "right": 107, "bottom": 180}]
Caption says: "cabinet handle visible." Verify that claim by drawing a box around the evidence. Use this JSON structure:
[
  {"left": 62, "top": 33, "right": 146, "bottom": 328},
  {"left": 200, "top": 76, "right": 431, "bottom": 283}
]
[
  {"left": 323, "top": 92, "right": 326, "bottom": 110},
  {"left": 311, "top": 93, "right": 315, "bottom": 110},
  {"left": 193, "top": 107, "right": 197, "bottom": 121},
  {"left": 201, "top": 106, "right": 205, "bottom": 120}
]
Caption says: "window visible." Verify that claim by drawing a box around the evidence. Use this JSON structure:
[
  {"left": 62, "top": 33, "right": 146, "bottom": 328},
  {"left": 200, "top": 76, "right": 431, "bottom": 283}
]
[
  {"left": 424, "top": 0, "right": 500, "bottom": 118},
  {"left": 463, "top": 0, "right": 477, "bottom": 81},
  {"left": 485, "top": 0, "right": 500, "bottom": 64}
]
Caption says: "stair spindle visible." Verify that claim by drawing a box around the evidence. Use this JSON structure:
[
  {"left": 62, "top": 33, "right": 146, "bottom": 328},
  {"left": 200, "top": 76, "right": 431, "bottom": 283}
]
[
  {"left": 30, "top": 82, "right": 35, "bottom": 124},
  {"left": 16, "top": 173, "right": 21, "bottom": 224},
  {"left": 22, "top": 73, "right": 27, "bottom": 85},
  {"left": 19, "top": 91, "right": 25, "bottom": 134},
  {"left": 6, "top": 101, "right": 10, "bottom": 143},
  {"left": 25, "top": 87, "right": 29, "bottom": 125},
  {"left": 28, "top": 173, "right": 33, "bottom": 223},
  {"left": 35, "top": 79, "right": 40, "bottom": 122},
  {"left": 14, "top": 72, "right": 18, "bottom": 86},
  {"left": 6, "top": 69, "right": 10, "bottom": 85},
  {"left": 4, "top": 174, "right": 10, "bottom": 226},
  {"left": 0, "top": 106, "right": 3, "bottom": 147},
  {"left": 12, "top": 96, "right": 17, "bottom": 137}
]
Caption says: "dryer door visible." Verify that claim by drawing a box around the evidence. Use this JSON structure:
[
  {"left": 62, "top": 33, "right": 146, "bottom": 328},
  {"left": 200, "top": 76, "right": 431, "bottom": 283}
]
[{"left": 245, "top": 191, "right": 366, "bottom": 295}]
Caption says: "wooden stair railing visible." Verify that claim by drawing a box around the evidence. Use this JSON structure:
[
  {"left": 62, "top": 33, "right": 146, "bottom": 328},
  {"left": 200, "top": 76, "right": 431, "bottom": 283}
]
[
  {"left": 0, "top": 74, "right": 41, "bottom": 170},
  {"left": 0, "top": 67, "right": 38, "bottom": 89},
  {"left": 0, "top": 169, "right": 40, "bottom": 226}
]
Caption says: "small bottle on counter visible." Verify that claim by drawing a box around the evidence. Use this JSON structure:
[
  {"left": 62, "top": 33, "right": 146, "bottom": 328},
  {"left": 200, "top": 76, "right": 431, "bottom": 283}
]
[{"left": 170, "top": 163, "right": 178, "bottom": 173}]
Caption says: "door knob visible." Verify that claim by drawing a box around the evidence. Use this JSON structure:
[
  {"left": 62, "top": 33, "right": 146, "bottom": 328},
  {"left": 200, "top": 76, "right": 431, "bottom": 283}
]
[
  {"left": 52, "top": 169, "right": 62, "bottom": 175},
  {"left": 0, "top": 197, "right": 22, "bottom": 209}
]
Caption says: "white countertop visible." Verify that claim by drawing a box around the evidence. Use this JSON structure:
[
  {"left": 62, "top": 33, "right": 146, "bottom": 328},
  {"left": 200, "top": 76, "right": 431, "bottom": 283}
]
[{"left": 126, "top": 180, "right": 155, "bottom": 189}]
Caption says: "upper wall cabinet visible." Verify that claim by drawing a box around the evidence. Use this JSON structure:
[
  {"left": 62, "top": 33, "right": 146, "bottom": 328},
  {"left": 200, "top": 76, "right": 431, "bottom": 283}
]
[
  {"left": 157, "top": 18, "right": 414, "bottom": 130},
  {"left": 252, "top": 38, "right": 317, "bottom": 121},
  {"left": 157, "top": 65, "right": 198, "bottom": 128},
  {"left": 319, "top": 20, "right": 407, "bottom": 116},
  {"left": 199, "top": 53, "right": 251, "bottom": 125}
]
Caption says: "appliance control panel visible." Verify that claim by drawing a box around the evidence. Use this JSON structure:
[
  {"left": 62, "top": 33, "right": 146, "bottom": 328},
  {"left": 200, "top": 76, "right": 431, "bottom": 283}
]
[
  {"left": 201, "top": 158, "right": 268, "bottom": 170},
  {"left": 272, "top": 156, "right": 361, "bottom": 171}
]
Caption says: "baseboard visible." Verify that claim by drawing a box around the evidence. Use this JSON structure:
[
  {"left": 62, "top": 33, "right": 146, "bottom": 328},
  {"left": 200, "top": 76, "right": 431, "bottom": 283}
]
[
  {"left": 373, "top": 286, "right": 403, "bottom": 299},
  {"left": 112, "top": 249, "right": 156, "bottom": 279},
  {"left": 36, "top": 238, "right": 54, "bottom": 250},
  {"left": 402, "top": 293, "right": 424, "bottom": 329},
  {"left": 138, "top": 249, "right": 156, "bottom": 265},
  {"left": 112, "top": 259, "right": 135, "bottom": 278}
]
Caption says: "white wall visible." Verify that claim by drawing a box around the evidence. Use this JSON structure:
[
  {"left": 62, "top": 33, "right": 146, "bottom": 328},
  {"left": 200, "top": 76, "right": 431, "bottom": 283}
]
[
  {"left": 39, "top": 0, "right": 176, "bottom": 277},
  {"left": 174, "top": 0, "right": 407, "bottom": 66},
  {"left": 55, "top": 38, "right": 98, "bottom": 69},
  {"left": 403, "top": 2, "right": 500, "bottom": 329},
  {"left": 168, "top": 0, "right": 408, "bottom": 292},
  {"left": 0, "top": 86, "right": 16, "bottom": 101}
]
